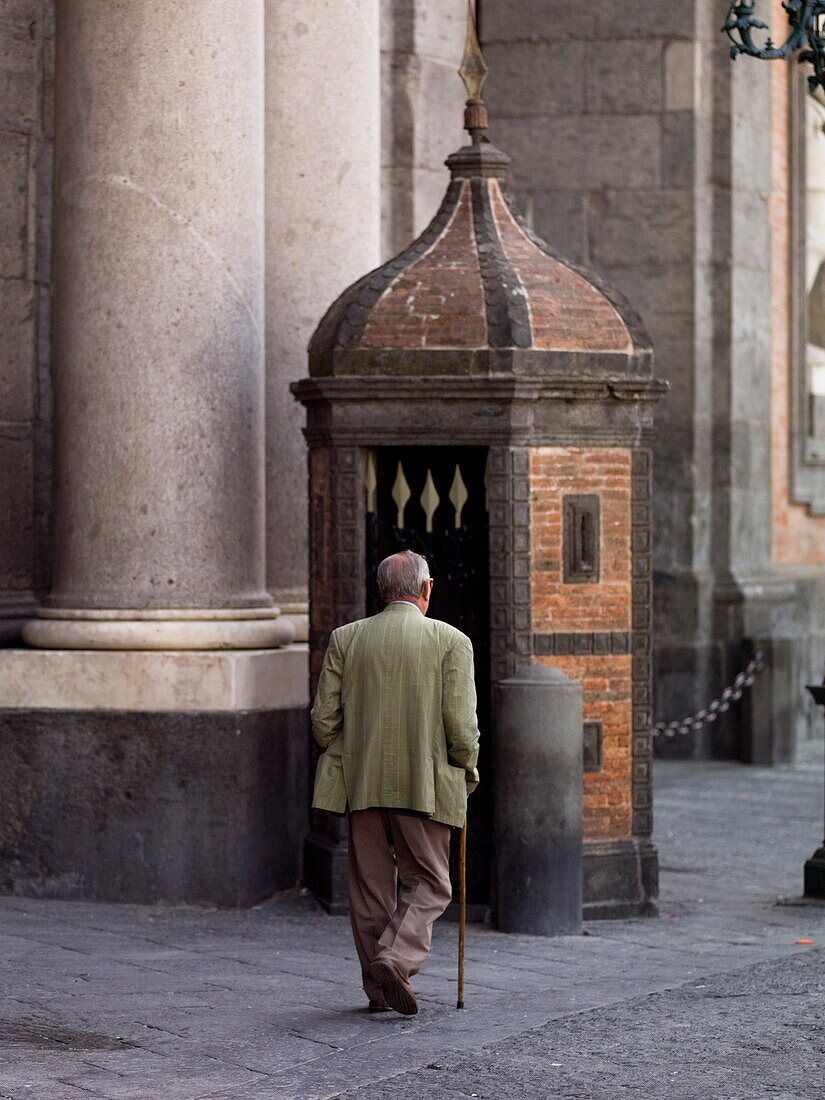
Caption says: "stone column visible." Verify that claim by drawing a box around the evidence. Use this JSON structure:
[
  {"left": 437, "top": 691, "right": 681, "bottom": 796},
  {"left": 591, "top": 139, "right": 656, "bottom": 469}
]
[
  {"left": 23, "top": 0, "right": 291, "bottom": 650},
  {"left": 264, "top": 0, "right": 381, "bottom": 638}
]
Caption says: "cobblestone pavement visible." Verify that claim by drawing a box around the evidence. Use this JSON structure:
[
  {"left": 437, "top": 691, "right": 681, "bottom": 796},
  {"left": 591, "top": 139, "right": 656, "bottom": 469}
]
[{"left": 1, "top": 744, "right": 825, "bottom": 1099}]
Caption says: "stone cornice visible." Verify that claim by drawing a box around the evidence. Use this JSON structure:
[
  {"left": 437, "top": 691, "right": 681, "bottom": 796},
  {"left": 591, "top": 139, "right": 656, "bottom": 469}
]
[{"left": 291, "top": 375, "right": 668, "bottom": 405}]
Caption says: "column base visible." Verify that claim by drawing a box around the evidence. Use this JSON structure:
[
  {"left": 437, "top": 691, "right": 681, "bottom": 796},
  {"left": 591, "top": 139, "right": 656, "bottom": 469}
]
[
  {"left": 22, "top": 606, "right": 295, "bottom": 650},
  {"left": 804, "top": 847, "right": 825, "bottom": 899},
  {"left": 0, "top": 644, "right": 308, "bottom": 711},
  {"left": 0, "top": 594, "right": 40, "bottom": 645},
  {"left": 583, "top": 838, "right": 659, "bottom": 919},
  {"left": 0, "top": 643, "right": 309, "bottom": 905},
  {"left": 276, "top": 602, "right": 309, "bottom": 643}
]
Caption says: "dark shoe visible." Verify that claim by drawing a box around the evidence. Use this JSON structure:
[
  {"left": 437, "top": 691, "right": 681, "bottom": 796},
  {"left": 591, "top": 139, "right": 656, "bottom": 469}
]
[
  {"left": 368, "top": 998, "right": 391, "bottom": 1013},
  {"left": 369, "top": 959, "right": 418, "bottom": 1016}
]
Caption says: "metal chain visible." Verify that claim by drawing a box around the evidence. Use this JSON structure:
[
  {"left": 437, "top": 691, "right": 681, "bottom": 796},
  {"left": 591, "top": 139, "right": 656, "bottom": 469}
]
[{"left": 651, "top": 650, "right": 767, "bottom": 738}]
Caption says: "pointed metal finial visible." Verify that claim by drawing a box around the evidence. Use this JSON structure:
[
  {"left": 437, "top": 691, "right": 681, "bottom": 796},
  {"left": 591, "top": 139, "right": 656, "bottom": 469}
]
[{"left": 459, "top": 2, "right": 489, "bottom": 143}]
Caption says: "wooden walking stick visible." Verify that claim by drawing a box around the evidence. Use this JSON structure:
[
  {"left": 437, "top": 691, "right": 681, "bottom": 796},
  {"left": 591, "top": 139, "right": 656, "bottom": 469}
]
[{"left": 457, "top": 818, "right": 467, "bottom": 1009}]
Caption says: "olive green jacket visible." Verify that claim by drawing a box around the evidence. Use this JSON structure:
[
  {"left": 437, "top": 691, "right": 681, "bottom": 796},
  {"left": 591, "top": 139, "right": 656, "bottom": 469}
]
[{"left": 310, "top": 601, "right": 480, "bottom": 828}]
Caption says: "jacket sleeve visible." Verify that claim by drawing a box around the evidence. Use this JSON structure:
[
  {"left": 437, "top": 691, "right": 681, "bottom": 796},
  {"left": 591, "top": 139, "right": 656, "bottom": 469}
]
[
  {"left": 441, "top": 633, "right": 481, "bottom": 791},
  {"left": 311, "top": 630, "right": 345, "bottom": 750}
]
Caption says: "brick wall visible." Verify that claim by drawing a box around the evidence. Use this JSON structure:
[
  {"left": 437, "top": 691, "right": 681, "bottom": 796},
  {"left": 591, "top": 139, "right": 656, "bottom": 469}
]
[
  {"left": 530, "top": 446, "right": 634, "bottom": 841},
  {"left": 538, "top": 654, "right": 633, "bottom": 841},
  {"left": 531, "top": 447, "right": 632, "bottom": 633}
]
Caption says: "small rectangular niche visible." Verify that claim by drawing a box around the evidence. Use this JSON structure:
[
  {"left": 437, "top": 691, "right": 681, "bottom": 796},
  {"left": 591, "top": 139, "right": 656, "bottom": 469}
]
[
  {"left": 583, "top": 721, "right": 603, "bottom": 772},
  {"left": 563, "top": 494, "right": 600, "bottom": 584}
]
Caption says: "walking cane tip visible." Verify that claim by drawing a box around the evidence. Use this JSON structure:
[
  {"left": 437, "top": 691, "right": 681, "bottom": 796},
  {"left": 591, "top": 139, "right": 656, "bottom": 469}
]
[{"left": 456, "top": 999, "right": 464, "bottom": 1010}]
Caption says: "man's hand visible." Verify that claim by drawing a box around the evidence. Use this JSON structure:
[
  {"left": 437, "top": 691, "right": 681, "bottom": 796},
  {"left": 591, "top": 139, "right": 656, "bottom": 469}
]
[{"left": 442, "top": 634, "right": 481, "bottom": 789}]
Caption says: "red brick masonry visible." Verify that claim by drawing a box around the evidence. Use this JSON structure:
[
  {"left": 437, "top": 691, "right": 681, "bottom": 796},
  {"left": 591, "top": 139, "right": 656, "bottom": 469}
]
[
  {"left": 356, "top": 178, "right": 633, "bottom": 353},
  {"left": 490, "top": 183, "right": 632, "bottom": 354},
  {"left": 531, "top": 447, "right": 634, "bottom": 840},
  {"left": 361, "top": 183, "right": 486, "bottom": 350}
]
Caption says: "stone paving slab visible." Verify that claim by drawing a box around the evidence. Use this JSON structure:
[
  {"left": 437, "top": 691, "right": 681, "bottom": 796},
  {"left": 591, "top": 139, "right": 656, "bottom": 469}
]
[
  {"left": 1, "top": 746, "right": 825, "bottom": 1098},
  {"left": 329, "top": 950, "right": 825, "bottom": 1100}
]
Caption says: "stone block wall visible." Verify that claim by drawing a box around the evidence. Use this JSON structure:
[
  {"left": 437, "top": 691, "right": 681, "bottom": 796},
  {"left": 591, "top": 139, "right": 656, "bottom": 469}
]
[
  {"left": 482, "top": 0, "right": 825, "bottom": 758},
  {"left": 0, "top": 1, "right": 52, "bottom": 640},
  {"left": 530, "top": 447, "right": 636, "bottom": 842},
  {"left": 381, "top": 0, "right": 467, "bottom": 258}
]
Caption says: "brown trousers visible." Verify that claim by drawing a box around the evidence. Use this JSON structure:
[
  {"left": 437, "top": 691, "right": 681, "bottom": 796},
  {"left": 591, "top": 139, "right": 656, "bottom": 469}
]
[{"left": 347, "top": 808, "right": 452, "bottom": 1001}]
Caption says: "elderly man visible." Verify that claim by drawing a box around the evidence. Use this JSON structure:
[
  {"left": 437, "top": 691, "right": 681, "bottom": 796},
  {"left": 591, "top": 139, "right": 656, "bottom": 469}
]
[{"left": 310, "top": 550, "right": 480, "bottom": 1016}]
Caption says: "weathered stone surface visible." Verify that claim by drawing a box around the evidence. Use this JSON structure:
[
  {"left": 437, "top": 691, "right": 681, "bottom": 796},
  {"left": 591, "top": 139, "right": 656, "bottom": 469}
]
[
  {"left": 0, "top": 644, "right": 308, "bottom": 711},
  {"left": 0, "top": 5, "right": 52, "bottom": 630},
  {"left": 381, "top": 0, "right": 466, "bottom": 259},
  {"left": 528, "top": 190, "right": 586, "bottom": 264},
  {"left": 0, "top": 429, "right": 33, "bottom": 593},
  {"left": 593, "top": 0, "right": 695, "bottom": 38},
  {"left": 482, "top": 2, "right": 596, "bottom": 42},
  {"left": 588, "top": 190, "right": 694, "bottom": 269},
  {"left": 0, "top": 277, "right": 33, "bottom": 422},
  {"left": 496, "top": 116, "right": 661, "bottom": 191},
  {"left": 664, "top": 40, "right": 696, "bottom": 112},
  {"left": 0, "top": 132, "right": 27, "bottom": 279},
  {"left": 484, "top": 40, "right": 585, "bottom": 117},
  {"left": 661, "top": 110, "right": 695, "bottom": 188},
  {"left": 584, "top": 39, "right": 664, "bottom": 114},
  {"left": 0, "top": 1, "right": 38, "bottom": 133},
  {"left": 0, "top": 706, "right": 308, "bottom": 905}
]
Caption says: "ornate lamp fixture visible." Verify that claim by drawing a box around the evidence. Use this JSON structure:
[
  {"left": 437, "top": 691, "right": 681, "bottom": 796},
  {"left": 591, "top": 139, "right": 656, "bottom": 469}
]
[{"left": 724, "top": 1, "right": 825, "bottom": 92}]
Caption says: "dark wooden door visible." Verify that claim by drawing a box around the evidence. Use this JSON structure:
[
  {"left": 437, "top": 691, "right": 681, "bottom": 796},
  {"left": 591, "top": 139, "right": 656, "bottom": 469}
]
[{"left": 365, "top": 445, "right": 491, "bottom": 908}]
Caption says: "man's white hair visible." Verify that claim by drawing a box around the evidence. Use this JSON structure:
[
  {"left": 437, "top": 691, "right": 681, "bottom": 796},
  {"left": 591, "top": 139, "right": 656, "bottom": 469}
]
[{"left": 377, "top": 551, "right": 430, "bottom": 601}]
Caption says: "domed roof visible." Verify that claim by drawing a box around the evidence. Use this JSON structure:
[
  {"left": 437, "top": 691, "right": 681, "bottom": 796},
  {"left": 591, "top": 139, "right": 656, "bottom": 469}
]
[
  {"left": 308, "top": 18, "right": 651, "bottom": 375},
  {"left": 310, "top": 145, "right": 646, "bottom": 361}
]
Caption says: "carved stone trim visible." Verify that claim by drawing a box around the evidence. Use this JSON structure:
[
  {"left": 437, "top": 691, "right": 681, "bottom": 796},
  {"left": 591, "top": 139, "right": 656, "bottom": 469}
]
[
  {"left": 305, "top": 444, "right": 368, "bottom": 909},
  {"left": 533, "top": 631, "right": 632, "bottom": 656},
  {"left": 488, "top": 447, "right": 532, "bottom": 681},
  {"left": 331, "top": 447, "right": 366, "bottom": 629},
  {"left": 470, "top": 179, "right": 532, "bottom": 349},
  {"left": 295, "top": 375, "right": 666, "bottom": 403}
]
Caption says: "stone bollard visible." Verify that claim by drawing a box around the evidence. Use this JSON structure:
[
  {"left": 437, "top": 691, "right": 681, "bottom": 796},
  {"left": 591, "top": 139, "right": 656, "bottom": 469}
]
[{"left": 494, "top": 665, "right": 583, "bottom": 935}]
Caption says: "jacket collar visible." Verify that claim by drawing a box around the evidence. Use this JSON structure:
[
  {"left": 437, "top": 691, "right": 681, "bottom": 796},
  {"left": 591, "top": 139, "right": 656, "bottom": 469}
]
[{"left": 381, "top": 600, "right": 423, "bottom": 615}]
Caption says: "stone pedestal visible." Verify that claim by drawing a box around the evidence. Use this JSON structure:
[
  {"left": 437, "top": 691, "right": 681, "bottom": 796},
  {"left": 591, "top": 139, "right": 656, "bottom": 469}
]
[
  {"left": 0, "top": 646, "right": 309, "bottom": 904},
  {"left": 0, "top": 1, "right": 306, "bottom": 906}
]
